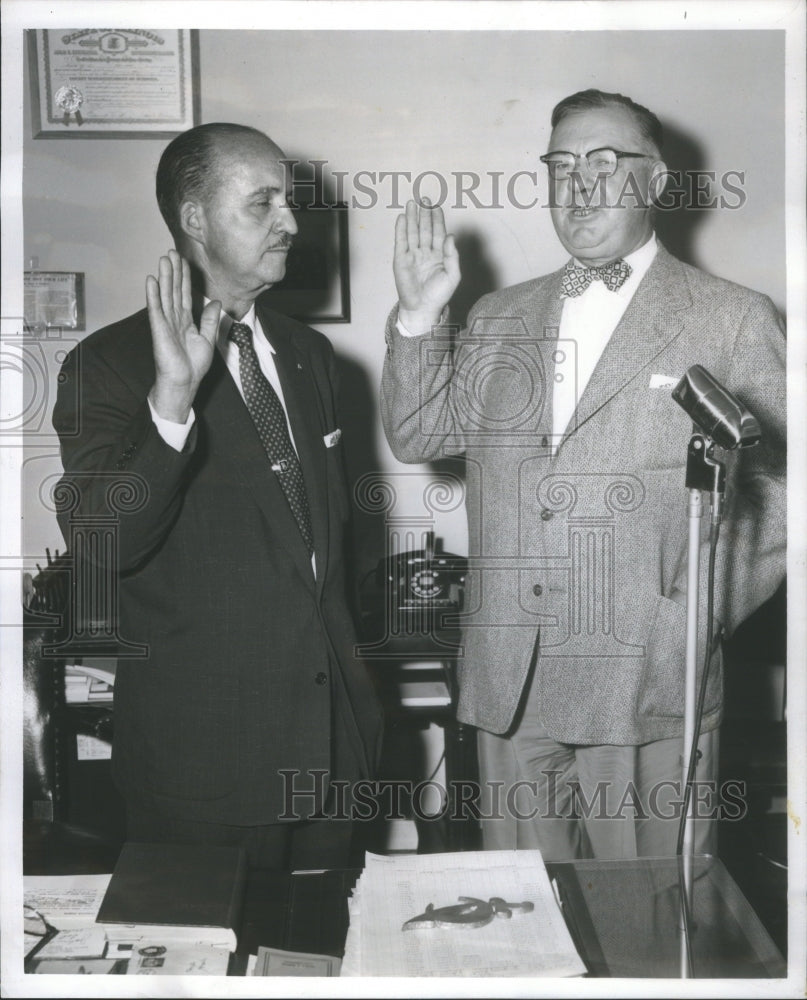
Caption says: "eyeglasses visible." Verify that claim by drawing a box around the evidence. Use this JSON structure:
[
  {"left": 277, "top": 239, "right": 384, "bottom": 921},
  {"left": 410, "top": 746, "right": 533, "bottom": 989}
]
[
  {"left": 540, "top": 147, "right": 653, "bottom": 179},
  {"left": 25, "top": 904, "right": 51, "bottom": 937},
  {"left": 24, "top": 905, "right": 57, "bottom": 961}
]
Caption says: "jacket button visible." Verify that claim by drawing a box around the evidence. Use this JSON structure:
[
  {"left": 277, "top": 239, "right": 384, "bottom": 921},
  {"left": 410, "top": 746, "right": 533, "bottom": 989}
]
[
  {"left": 315, "top": 672, "right": 328, "bottom": 686},
  {"left": 540, "top": 509, "right": 553, "bottom": 521},
  {"left": 532, "top": 584, "right": 543, "bottom": 597}
]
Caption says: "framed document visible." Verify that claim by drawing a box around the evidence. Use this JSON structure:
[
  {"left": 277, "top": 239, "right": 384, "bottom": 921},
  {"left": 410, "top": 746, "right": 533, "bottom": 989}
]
[
  {"left": 24, "top": 271, "right": 85, "bottom": 332},
  {"left": 28, "top": 29, "right": 199, "bottom": 138}
]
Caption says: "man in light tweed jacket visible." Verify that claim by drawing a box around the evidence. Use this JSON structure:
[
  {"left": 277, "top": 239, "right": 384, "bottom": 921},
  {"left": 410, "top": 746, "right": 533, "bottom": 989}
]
[{"left": 380, "top": 89, "right": 786, "bottom": 858}]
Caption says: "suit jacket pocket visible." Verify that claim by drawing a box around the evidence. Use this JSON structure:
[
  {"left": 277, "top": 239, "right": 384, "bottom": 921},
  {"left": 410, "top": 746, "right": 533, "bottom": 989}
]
[
  {"left": 637, "top": 593, "right": 721, "bottom": 721},
  {"left": 637, "top": 594, "right": 687, "bottom": 718}
]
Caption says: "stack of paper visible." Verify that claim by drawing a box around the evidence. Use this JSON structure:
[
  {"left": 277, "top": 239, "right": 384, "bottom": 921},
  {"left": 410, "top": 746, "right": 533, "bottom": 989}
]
[
  {"left": 64, "top": 662, "right": 116, "bottom": 703},
  {"left": 341, "top": 850, "right": 586, "bottom": 978}
]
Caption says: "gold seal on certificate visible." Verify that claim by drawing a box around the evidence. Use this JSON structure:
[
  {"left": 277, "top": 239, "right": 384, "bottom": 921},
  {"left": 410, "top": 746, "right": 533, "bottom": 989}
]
[{"left": 54, "top": 85, "right": 84, "bottom": 126}]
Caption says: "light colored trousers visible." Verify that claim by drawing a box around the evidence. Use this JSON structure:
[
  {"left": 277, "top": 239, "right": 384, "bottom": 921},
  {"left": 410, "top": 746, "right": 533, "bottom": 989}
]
[{"left": 477, "top": 664, "right": 719, "bottom": 860}]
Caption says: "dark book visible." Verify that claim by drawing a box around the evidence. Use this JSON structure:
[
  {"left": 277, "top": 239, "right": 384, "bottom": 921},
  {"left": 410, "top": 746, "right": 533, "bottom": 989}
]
[{"left": 95, "top": 842, "right": 247, "bottom": 950}]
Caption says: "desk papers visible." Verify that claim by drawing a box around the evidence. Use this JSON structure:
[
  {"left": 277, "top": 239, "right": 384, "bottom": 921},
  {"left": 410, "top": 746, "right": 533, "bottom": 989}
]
[
  {"left": 341, "top": 850, "right": 586, "bottom": 977},
  {"left": 23, "top": 873, "right": 112, "bottom": 929}
]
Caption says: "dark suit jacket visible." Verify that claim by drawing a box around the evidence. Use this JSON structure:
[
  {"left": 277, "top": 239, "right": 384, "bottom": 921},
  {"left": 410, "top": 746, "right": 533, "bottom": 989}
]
[
  {"left": 53, "top": 299, "right": 382, "bottom": 824},
  {"left": 382, "top": 244, "right": 786, "bottom": 744}
]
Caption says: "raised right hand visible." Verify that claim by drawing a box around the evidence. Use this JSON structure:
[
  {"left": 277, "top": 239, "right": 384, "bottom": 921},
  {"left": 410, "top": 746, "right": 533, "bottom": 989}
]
[
  {"left": 146, "top": 250, "right": 221, "bottom": 423},
  {"left": 393, "top": 199, "right": 461, "bottom": 336}
]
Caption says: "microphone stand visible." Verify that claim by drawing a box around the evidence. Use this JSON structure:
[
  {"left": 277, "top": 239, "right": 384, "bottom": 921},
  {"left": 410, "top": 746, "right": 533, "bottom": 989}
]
[{"left": 678, "top": 431, "right": 726, "bottom": 978}]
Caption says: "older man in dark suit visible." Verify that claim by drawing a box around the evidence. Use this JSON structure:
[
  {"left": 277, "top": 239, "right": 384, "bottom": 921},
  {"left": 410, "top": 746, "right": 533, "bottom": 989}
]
[
  {"left": 381, "top": 90, "right": 786, "bottom": 859},
  {"left": 53, "top": 122, "right": 382, "bottom": 869}
]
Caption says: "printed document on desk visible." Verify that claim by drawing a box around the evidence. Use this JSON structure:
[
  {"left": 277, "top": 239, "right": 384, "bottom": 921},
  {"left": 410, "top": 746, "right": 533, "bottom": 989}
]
[
  {"left": 24, "top": 873, "right": 112, "bottom": 929},
  {"left": 343, "top": 850, "right": 586, "bottom": 977}
]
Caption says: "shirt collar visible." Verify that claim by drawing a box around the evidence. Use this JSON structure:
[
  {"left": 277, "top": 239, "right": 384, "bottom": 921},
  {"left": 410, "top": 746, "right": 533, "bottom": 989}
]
[{"left": 205, "top": 299, "right": 275, "bottom": 354}]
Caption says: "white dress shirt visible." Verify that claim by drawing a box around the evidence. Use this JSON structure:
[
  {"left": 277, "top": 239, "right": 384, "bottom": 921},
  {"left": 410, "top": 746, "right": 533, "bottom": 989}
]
[{"left": 553, "top": 235, "right": 657, "bottom": 446}]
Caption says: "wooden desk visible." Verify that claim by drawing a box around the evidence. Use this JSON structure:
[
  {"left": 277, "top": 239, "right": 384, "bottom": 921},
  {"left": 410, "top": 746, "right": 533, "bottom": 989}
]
[{"left": 21, "top": 831, "right": 787, "bottom": 980}]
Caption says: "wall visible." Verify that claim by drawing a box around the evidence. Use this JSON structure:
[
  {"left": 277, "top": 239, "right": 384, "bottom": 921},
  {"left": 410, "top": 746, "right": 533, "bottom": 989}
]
[{"left": 22, "top": 28, "right": 786, "bottom": 576}]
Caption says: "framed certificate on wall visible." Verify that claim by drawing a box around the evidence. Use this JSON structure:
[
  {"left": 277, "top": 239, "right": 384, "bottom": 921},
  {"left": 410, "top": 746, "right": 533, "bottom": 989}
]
[{"left": 28, "top": 28, "right": 200, "bottom": 138}]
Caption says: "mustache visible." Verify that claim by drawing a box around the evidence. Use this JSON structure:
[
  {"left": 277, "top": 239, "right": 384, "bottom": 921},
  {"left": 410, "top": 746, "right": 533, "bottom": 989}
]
[{"left": 269, "top": 236, "right": 294, "bottom": 250}]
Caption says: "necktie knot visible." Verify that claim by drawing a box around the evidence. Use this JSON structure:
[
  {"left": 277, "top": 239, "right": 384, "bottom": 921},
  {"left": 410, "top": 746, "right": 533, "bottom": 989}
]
[
  {"left": 228, "top": 321, "right": 253, "bottom": 349},
  {"left": 561, "top": 258, "right": 632, "bottom": 298}
]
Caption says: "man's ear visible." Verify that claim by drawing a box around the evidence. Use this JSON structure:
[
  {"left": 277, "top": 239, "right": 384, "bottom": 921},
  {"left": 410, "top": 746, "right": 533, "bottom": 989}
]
[
  {"left": 179, "top": 200, "right": 206, "bottom": 248},
  {"left": 648, "top": 159, "right": 669, "bottom": 206}
]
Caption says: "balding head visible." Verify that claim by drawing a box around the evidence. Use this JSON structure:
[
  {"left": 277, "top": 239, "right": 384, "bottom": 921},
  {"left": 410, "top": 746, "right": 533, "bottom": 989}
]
[{"left": 156, "top": 123, "right": 284, "bottom": 246}]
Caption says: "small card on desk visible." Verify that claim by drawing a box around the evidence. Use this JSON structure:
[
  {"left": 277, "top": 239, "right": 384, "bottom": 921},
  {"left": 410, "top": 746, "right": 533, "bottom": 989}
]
[{"left": 252, "top": 946, "right": 341, "bottom": 976}]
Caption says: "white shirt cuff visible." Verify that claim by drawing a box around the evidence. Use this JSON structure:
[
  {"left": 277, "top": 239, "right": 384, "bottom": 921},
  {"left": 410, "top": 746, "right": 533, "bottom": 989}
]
[
  {"left": 148, "top": 398, "right": 195, "bottom": 452},
  {"left": 396, "top": 307, "right": 450, "bottom": 338},
  {"left": 396, "top": 318, "right": 420, "bottom": 338}
]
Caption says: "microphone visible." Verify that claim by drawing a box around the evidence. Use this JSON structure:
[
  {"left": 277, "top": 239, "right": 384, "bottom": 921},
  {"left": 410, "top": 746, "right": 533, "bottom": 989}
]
[{"left": 672, "top": 365, "right": 761, "bottom": 450}]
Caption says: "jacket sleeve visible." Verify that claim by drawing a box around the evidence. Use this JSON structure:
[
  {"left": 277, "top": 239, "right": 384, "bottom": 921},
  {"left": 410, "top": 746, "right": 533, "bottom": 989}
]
[
  {"left": 380, "top": 304, "right": 471, "bottom": 463},
  {"left": 672, "top": 293, "right": 787, "bottom": 637},
  {"left": 52, "top": 337, "right": 199, "bottom": 574}
]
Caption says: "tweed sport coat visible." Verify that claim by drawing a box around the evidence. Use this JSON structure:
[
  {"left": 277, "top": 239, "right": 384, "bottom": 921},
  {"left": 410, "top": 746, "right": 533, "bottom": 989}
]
[
  {"left": 381, "top": 244, "right": 786, "bottom": 745},
  {"left": 53, "top": 299, "right": 383, "bottom": 824}
]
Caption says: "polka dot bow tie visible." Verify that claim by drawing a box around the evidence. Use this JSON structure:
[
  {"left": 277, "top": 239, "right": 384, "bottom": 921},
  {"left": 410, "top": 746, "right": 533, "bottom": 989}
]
[{"left": 560, "top": 258, "right": 633, "bottom": 298}]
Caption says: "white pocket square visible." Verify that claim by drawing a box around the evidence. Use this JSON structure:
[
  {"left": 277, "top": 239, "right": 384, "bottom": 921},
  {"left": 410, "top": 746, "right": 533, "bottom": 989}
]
[
  {"left": 324, "top": 429, "right": 342, "bottom": 448},
  {"left": 649, "top": 374, "right": 681, "bottom": 389}
]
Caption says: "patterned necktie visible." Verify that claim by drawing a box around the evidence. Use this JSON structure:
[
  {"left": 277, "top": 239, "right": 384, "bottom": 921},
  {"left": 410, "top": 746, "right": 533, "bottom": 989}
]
[
  {"left": 228, "top": 322, "right": 314, "bottom": 555},
  {"left": 560, "top": 258, "right": 632, "bottom": 298}
]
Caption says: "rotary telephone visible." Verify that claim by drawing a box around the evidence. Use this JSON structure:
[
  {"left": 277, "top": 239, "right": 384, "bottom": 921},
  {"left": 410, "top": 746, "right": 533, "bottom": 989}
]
[{"left": 375, "top": 532, "right": 467, "bottom": 613}]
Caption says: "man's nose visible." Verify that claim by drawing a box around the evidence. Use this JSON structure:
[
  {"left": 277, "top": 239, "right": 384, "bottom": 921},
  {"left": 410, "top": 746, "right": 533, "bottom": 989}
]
[
  {"left": 276, "top": 204, "right": 298, "bottom": 237},
  {"left": 572, "top": 157, "right": 602, "bottom": 188}
]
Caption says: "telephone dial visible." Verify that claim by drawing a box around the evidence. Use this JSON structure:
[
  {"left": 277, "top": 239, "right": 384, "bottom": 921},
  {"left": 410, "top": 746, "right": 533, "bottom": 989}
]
[{"left": 375, "top": 532, "right": 467, "bottom": 613}]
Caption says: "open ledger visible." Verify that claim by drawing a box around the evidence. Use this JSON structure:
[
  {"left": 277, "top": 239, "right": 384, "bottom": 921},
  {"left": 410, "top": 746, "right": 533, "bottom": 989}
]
[{"left": 340, "top": 849, "right": 586, "bottom": 977}]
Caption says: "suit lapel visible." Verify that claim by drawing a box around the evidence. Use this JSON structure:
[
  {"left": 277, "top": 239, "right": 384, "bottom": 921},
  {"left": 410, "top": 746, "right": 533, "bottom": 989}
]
[
  {"left": 528, "top": 272, "right": 565, "bottom": 442},
  {"left": 560, "top": 244, "right": 691, "bottom": 445},
  {"left": 194, "top": 343, "right": 317, "bottom": 593},
  {"left": 257, "top": 304, "right": 331, "bottom": 593}
]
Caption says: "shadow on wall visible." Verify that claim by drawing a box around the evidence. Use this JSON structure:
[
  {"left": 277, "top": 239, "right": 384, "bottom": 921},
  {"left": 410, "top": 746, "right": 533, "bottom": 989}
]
[
  {"left": 335, "top": 353, "right": 386, "bottom": 596},
  {"left": 423, "top": 227, "right": 501, "bottom": 487},
  {"left": 338, "top": 222, "right": 502, "bottom": 591},
  {"left": 448, "top": 228, "right": 501, "bottom": 330},
  {"left": 653, "top": 121, "right": 709, "bottom": 269}
]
